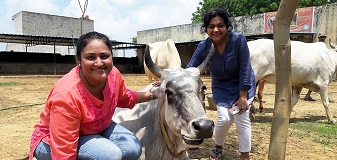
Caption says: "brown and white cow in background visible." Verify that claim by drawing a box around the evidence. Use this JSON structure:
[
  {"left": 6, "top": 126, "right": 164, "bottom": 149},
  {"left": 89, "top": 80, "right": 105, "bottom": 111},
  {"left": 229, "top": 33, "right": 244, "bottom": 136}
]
[
  {"left": 249, "top": 39, "right": 337, "bottom": 124},
  {"left": 144, "top": 39, "right": 182, "bottom": 82},
  {"left": 113, "top": 44, "right": 215, "bottom": 159}
]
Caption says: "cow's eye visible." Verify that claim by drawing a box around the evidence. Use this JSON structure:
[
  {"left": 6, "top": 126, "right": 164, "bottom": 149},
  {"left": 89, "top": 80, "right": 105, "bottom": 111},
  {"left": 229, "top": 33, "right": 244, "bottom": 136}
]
[
  {"left": 199, "top": 85, "right": 207, "bottom": 95},
  {"left": 201, "top": 86, "right": 207, "bottom": 92},
  {"left": 165, "top": 89, "right": 173, "bottom": 96}
]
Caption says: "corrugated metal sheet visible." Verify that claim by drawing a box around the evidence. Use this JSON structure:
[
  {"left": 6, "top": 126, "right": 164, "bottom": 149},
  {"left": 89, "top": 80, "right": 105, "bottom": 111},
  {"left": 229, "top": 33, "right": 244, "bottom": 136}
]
[{"left": 0, "top": 33, "right": 145, "bottom": 49}]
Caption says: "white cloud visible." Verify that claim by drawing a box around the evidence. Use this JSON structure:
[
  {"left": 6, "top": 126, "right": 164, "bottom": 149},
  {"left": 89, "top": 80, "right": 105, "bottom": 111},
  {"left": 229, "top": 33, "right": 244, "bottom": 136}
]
[
  {"left": 5, "top": 0, "right": 60, "bottom": 15},
  {"left": 113, "top": 0, "right": 138, "bottom": 7},
  {"left": 133, "top": 4, "right": 160, "bottom": 27}
]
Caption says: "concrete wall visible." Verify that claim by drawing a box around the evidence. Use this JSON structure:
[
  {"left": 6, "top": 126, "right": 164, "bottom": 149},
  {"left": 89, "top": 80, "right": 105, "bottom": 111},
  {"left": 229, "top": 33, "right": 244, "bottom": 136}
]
[
  {"left": 0, "top": 51, "right": 141, "bottom": 75},
  {"left": 137, "top": 23, "right": 207, "bottom": 44},
  {"left": 0, "top": 63, "right": 76, "bottom": 75},
  {"left": 231, "top": 14, "right": 265, "bottom": 37},
  {"left": 7, "top": 11, "right": 94, "bottom": 55},
  {"left": 314, "top": 4, "right": 337, "bottom": 45}
]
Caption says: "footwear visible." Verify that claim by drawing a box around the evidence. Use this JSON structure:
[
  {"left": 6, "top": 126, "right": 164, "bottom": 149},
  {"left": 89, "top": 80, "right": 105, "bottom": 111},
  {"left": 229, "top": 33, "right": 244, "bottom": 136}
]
[
  {"left": 304, "top": 97, "right": 316, "bottom": 101},
  {"left": 209, "top": 148, "right": 222, "bottom": 160},
  {"left": 329, "top": 98, "right": 335, "bottom": 103}
]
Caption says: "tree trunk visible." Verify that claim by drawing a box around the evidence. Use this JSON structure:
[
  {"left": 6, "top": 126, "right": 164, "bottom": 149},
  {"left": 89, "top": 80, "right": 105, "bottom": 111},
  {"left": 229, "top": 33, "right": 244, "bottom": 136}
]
[{"left": 268, "top": 0, "right": 298, "bottom": 159}]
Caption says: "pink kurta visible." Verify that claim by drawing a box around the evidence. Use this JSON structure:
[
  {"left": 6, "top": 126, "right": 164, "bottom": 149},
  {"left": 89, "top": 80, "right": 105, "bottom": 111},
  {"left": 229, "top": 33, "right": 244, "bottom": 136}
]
[{"left": 29, "top": 66, "right": 138, "bottom": 160}]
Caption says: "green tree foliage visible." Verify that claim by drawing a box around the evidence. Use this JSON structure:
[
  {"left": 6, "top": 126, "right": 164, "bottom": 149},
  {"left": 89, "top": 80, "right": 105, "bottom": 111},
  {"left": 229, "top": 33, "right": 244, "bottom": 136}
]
[
  {"left": 131, "top": 37, "right": 137, "bottom": 43},
  {"left": 191, "top": 0, "right": 337, "bottom": 23}
]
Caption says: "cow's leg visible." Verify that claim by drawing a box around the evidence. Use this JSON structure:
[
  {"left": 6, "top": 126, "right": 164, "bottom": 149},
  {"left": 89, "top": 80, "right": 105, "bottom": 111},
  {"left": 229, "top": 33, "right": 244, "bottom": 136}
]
[
  {"left": 319, "top": 86, "right": 336, "bottom": 124},
  {"left": 290, "top": 86, "right": 303, "bottom": 112},
  {"left": 257, "top": 79, "right": 266, "bottom": 113},
  {"left": 147, "top": 76, "right": 153, "bottom": 82}
]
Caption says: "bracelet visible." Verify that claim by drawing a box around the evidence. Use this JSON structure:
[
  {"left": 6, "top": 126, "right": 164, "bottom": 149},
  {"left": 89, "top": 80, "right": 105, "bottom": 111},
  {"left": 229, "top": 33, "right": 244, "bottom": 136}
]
[{"left": 150, "top": 92, "right": 154, "bottom": 100}]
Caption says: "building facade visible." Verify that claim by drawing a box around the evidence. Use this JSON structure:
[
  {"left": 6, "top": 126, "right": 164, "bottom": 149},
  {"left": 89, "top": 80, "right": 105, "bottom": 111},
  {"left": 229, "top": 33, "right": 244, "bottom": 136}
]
[{"left": 6, "top": 11, "right": 94, "bottom": 55}]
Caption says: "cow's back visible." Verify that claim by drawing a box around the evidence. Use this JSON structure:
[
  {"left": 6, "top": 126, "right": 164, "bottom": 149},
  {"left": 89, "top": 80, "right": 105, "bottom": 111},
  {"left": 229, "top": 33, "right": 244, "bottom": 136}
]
[
  {"left": 249, "top": 39, "right": 337, "bottom": 88},
  {"left": 290, "top": 41, "right": 332, "bottom": 86},
  {"left": 248, "top": 39, "right": 275, "bottom": 81}
]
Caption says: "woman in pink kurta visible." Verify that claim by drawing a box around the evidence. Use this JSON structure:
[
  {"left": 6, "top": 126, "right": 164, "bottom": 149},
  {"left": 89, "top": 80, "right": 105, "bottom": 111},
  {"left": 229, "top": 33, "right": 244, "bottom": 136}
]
[{"left": 29, "top": 31, "right": 156, "bottom": 160}]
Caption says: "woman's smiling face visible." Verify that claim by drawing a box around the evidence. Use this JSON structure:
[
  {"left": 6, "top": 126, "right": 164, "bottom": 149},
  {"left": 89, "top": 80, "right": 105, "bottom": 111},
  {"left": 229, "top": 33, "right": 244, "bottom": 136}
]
[
  {"left": 80, "top": 39, "right": 113, "bottom": 84},
  {"left": 206, "top": 16, "right": 228, "bottom": 43}
]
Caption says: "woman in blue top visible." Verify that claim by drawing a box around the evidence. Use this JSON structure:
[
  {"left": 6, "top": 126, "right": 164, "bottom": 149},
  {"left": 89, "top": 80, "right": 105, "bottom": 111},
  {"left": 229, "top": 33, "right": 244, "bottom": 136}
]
[{"left": 187, "top": 8, "right": 256, "bottom": 160}]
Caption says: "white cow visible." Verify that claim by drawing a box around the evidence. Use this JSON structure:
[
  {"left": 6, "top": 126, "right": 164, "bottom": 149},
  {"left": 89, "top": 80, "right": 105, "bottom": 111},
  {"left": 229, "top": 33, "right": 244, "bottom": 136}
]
[
  {"left": 249, "top": 39, "right": 337, "bottom": 124},
  {"left": 329, "top": 39, "right": 337, "bottom": 80},
  {"left": 113, "top": 44, "right": 215, "bottom": 159},
  {"left": 144, "top": 39, "right": 182, "bottom": 82}
]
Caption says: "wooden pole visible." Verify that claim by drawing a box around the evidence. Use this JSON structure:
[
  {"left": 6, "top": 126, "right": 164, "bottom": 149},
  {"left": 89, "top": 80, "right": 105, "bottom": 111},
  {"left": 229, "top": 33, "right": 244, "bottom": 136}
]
[
  {"left": 268, "top": 0, "right": 298, "bottom": 159},
  {"left": 77, "top": 0, "right": 88, "bottom": 35}
]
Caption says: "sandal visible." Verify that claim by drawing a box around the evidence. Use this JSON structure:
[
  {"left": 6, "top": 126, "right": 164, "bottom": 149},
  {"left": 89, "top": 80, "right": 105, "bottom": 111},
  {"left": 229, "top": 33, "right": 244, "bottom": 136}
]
[
  {"left": 209, "top": 148, "right": 222, "bottom": 160},
  {"left": 329, "top": 98, "right": 335, "bottom": 103},
  {"left": 304, "top": 97, "right": 316, "bottom": 101}
]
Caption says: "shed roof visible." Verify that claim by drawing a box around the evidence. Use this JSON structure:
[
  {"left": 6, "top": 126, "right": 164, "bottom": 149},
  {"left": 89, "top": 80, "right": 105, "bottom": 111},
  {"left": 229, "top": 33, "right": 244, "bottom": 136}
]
[{"left": 0, "top": 33, "right": 146, "bottom": 49}]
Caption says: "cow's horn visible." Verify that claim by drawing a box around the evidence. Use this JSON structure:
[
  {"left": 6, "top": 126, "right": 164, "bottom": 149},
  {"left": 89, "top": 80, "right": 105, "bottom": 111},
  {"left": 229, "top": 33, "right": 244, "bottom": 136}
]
[
  {"left": 197, "top": 44, "right": 215, "bottom": 73},
  {"left": 144, "top": 44, "right": 163, "bottom": 78},
  {"left": 329, "top": 39, "right": 336, "bottom": 49}
]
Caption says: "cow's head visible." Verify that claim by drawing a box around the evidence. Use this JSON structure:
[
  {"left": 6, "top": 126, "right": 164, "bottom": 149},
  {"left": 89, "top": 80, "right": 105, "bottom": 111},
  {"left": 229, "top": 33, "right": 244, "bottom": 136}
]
[{"left": 145, "top": 44, "right": 215, "bottom": 151}]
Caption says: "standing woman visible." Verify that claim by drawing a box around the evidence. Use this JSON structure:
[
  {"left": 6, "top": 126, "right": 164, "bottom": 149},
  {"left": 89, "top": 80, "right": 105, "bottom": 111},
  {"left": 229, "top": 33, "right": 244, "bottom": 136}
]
[
  {"left": 187, "top": 8, "right": 256, "bottom": 160},
  {"left": 29, "top": 31, "right": 157, "bottom": 160}
]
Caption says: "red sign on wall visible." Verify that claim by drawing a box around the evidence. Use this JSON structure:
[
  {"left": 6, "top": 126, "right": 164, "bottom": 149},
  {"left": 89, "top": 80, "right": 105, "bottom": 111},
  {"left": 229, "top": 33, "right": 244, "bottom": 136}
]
[{"left": 264, "top": 7, "right": 314, "bottom": 34}]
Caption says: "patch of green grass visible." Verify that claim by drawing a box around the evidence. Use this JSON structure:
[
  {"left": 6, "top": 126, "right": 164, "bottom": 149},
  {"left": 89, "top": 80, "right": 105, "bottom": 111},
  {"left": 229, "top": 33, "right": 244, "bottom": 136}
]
[
  {"left": 0, "top": 81, "right": 21, "bottom": 87},
  {"left": 290, "top": 122, "right": 337, "bottom": 147},
  {"left": 312, "top": 137, "right": 333, "bottom": 146},
  {"left": 292, "top": 130, "right": 310, "bottom": 140}
]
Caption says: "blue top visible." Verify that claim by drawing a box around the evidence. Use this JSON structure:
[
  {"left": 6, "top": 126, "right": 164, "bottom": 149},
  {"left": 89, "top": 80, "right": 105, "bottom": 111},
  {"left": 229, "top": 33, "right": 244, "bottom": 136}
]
[{"left": 188, "top": 32, "right": 256, "bottom": 107}]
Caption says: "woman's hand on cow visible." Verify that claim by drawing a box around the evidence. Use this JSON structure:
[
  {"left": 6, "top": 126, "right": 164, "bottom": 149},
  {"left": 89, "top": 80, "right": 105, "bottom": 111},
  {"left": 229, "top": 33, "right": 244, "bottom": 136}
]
[
  {"left": 150, "top": 85, "right": 161, "bottom": 100},
  {"left": 152, "top": 81, "right": 161, "bottom": 87}
]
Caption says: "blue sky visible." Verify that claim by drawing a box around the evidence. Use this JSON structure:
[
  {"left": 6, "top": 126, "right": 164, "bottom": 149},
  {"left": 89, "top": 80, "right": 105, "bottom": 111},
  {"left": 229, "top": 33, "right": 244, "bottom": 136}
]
[{"left": 0, "top": 0, "right": 202, "bottom": 53}]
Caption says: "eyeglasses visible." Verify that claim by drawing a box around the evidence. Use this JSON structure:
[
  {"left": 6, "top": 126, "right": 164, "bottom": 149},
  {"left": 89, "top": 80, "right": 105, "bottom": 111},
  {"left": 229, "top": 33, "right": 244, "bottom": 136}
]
[{"left": 207, "top": 24, "right": 226, "bottom": 30}]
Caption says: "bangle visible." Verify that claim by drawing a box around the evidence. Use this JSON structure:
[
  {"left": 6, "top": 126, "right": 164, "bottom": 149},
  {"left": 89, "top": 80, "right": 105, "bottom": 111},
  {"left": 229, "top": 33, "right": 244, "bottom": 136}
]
[{"left": 150, "top": 92, "right": 154, "bottom": 100}]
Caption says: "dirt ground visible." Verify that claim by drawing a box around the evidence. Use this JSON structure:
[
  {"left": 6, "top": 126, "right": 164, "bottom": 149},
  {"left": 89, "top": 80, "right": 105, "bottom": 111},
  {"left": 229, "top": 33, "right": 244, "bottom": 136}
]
[{"left": 0, "top": 74, "right": 336, "bottom": 160}]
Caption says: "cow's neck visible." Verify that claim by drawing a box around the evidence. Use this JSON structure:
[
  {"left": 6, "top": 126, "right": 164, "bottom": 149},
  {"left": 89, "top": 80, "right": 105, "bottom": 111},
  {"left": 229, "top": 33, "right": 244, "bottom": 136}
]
[{"left": 158, "top": 100, "right": 187, "bottom": 157}]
